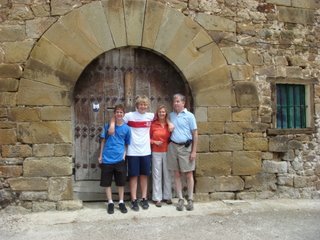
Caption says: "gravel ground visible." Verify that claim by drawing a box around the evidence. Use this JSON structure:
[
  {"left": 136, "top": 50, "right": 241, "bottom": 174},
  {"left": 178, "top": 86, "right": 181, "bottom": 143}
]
[{"left": 1, "top": 199, "right": 320, "bottom": 240}]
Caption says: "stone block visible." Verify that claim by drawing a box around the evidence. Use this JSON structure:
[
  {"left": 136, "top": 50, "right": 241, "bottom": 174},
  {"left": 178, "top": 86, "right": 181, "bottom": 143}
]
[
  {"left": 262, "top": 160, "right": 288, "bottom": 174},
  {"left": 8, "top": 107, "right": 41, "bottom": 122},
  {"left": 197, "top": 135, "right": 210, "bottom": 153},
  {"left": 54, "top": 144, "right": 73, "bottom": 157},
  {"left": 234, "top": 82, "right": 259, "bottom": 107},
  {"left": 23, "top": 157, "right": 72, "bottom": 177},
  {"left": 142, "top": 0, "right": 166, "bottom": 49},
  {"left": 48, "top": 177, "right": 73, "bottom": 201},
  {"left": 209, "top": 192, "right": 235, "bottom": 200},
  {"left": 195, "top": 13, "right": 236, "bottom": 32},
  {"left": 0, "top": 166, "right": 23, "bottom": 178},
  {"left": 18, "top": 121, "right": 72, "bottom": 144},
  {"left": 278, "top": 6, "right": 315, "bottom": 25},
  {"left": 244, "top": 137, "right": 268, "bottom": 151},
  {"left": 195, "top": 177, "right": 216, "bottom": 193},
  {"left": 8, "top": 177, "right": 48, "bottom": 191},
  {"left": 196, "top": 152, "right": 232, "bottom": 176},
  {"left": 232, "top": 108, "right": 252, "bottom": 122},
  {"left": 293, "top": 176, "right": 308, "bottom": 188},
  {"left": 229, "top": 65, "right": 254, "bottom": 81},
  {"left": 165, "top": 17, "right": 202, "bottom": 61},
  {"left": 2, "top": 40, "right": 34, "bottom": 63},
  {"left": 214, "top": 176, "right": 244, "bottom": 191},
  {"left": 19, "top": 191, "right": 48, "bottom": 201},
  {"left": 32, "top": 201, "right": 56, "bottom": 212},
  {"left": 197, "top": 122, "right": 224, "bottom": 135},
  {"left": 1, "top": 144, "right": 32, "bottom": 158},
  {"left": 210, "top": 134, "right": 243, "bottom": 151},
  {"left": 194, "top": 107, "right": 207, "bottom": 122},
  {"left": 232, "top": 151, "right": 261, "bottom": 175},
  {"left": 102, "top": 0, "right": 127, "bottom": 47},
  {"left": 193, "top": 193, "right": 210, "bottom": 202},
  {"left": 277, "top": 174, "right": 294, "bottom": 186},
  {"left": 123, "top": 0, "right": 146, "bottom": 46},
  {"left": 50, "top": 0, "right": 81, "bottom": 15},
  {"left": 0, "top": 25, "right": 26, "bottom": 42},
  {"left": 247, "top": 49, "right": 264, "bottom": 65},
  {"left": 25, "top": 41, "right": 82, "bottom": 89},
  {"left": 154, "top": 7, "right": 186, "bottom": 55},
  {"left": 40, "top": 106, "right": 71, "bottom": 121},
  {"left": 221, "top": 47, "right": 247, "bottom": 64},
  {"left": 173, "top": 29, "right": 212, "bottom": 71},
  {"left": 33, "top": 144, "right": 55, "bottom": 157},
  {"left": 243, "top": 173, "right": 277, "bottom": 191},
  {"left": 0, "top": 92, "right": 16, "bottom": 107},
  {"left": 0, "top": 129, "right": 17, "bottom": 145},
  {"left": 56, "top": 200, "right": 83, "bottom": 211},
  {"left": 236, "top": 192, "right": 257, "bottom": 200},
  {"left": 26, "top": 17, "right": 56, "bottom": 39},
  {"left": 0, "top": 78, "right": 19, "bottom": 92},
  {"left": 266, "top": 0, "right": 291, "bottom": 6},
  {"left": 291, "top": 0, "right": 320, "bottom": 9},
  {"left": 0, "top": 64, "right": 23, "bottom": 78},
  {"left": 225, "top": 122, "right": 253, "bottom": 134},
  {"left": 269, "top": 136, "right": 288, "bottom": 152},
  {"left": 208, "top": 107, "right": 232, "bottom": 122},
  {"left": 17, "top": 79, "right": 71, "bottom": 106}
]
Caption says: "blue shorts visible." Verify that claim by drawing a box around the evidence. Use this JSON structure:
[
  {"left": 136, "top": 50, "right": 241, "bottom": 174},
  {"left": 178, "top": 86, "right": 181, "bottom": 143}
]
[{"left": 127, "top": 155, "right": 152, "bottom": 177}]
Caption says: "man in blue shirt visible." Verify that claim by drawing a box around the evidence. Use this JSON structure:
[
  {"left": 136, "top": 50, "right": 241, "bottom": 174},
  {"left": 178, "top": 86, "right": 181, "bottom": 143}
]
[
  {"left": 98, "top": 104, "right": 131, "bottom": 214},
  {"left": 167, "top": 93, "right": 198, "bottom": 211}
]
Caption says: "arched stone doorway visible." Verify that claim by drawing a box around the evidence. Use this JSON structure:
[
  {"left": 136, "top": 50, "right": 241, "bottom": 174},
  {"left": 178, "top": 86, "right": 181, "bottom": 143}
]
[
  {"left": 73, "top": 47, "right": 191, "bottom": 199},
  {"left": 16, "top": 0, "right": 232, "bottom": 202}
]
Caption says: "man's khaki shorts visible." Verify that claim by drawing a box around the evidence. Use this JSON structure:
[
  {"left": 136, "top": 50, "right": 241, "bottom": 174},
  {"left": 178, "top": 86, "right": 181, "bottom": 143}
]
[{"left": 167, "top": 142, "right": 195, "bottom": 172}]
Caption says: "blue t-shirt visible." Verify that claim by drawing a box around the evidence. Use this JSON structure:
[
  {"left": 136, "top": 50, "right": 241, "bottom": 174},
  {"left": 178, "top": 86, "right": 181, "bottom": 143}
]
[
  {"left": 100, "top": 123, "right": 131, "bottom": 164},
  {"left": 170, "top": 108, "right": 197, "bottom": 143}
]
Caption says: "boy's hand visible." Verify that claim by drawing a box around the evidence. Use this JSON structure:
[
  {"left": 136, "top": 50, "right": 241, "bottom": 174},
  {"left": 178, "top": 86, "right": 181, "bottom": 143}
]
[
  {"left": 168, "top": 122, "right": 174, "bottom": 132},
  {"left": 108, "top": 116, "right": 115, "bottom": 135}
]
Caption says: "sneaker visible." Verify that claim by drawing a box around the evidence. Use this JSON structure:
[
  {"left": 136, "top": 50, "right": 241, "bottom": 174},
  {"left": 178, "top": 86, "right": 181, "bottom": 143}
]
[
  {"left": 163, "top": 199, "right": 172, "bottom": 205},
  {"left": 107, "top": 203, "right": 114, "bottom": 214},
  {"left": 141, "top": 198, "right": 149, "bottom": 209},
  {"left": 186, "top": 199, "right": 194, "bottom": 211},
  {"left": 131, "top": 199, "right": 139, "bottom": 211},
  {"left": 119, "top": 202, "right": 128, "bottom": 213},
  {"left": 155, "top": 201, "right": 162, "bottom": 208},
  {"left": 176, "top": 199, "right": 184, "bottom": 211}
]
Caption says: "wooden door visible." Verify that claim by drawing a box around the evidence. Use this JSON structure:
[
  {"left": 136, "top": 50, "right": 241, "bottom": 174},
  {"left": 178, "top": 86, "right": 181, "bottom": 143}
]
[{"left": 73, "top": 47, "right": 191, "bottom": 200}]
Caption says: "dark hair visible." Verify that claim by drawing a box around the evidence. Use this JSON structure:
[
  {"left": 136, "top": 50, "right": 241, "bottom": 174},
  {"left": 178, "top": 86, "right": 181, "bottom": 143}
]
[{"left": 114, "top": 104, "right": 125, "bottom": 113}]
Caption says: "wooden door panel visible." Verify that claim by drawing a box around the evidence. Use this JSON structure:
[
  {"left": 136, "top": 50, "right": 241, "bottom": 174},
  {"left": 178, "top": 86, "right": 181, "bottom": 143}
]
[{"left": 74, "top": 47, "right": 191, "bottom": 197}]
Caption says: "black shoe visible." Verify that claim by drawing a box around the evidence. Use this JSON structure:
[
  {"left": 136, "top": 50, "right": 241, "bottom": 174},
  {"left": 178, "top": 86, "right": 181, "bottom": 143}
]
[
  {"left": 119, "top": 202, "right": 128, "bottom": 213},
  {"left": 131, "top": 199, "right": 139, "bottom": 211},
  {"left": 107, "top": 203, "right": 114, "bottom": 214},
  {"left": 141, "top": 198, "right": 149, "bottom": 209},
  {"left": 163, "top": 199, "right": 173, "bottom": 205}
]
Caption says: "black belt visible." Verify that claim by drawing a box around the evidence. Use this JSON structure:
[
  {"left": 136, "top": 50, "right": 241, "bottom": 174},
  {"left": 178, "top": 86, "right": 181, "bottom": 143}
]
[
  {"left": 170, "top": 139, "right": 192, "bottom": 147},
  {"left": 170, "top": 140, "right": 185, "bottom": 145}
]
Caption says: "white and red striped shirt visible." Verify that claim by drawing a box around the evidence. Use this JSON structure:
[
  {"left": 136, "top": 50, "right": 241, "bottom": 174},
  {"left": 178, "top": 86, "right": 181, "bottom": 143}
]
[{"left": 123, "top": 111, "right": 154, "bottom": 156}]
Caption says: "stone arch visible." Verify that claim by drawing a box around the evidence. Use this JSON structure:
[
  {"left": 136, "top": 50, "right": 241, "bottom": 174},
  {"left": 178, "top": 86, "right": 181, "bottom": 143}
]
[{"left": 17, "top": 0, "right": 232, "bottom": 109}]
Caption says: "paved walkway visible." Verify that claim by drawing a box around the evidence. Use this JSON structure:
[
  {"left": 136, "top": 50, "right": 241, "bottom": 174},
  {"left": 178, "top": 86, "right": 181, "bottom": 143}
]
[{"left": 1, "top": 199, "right": 320, "bottom": 240}]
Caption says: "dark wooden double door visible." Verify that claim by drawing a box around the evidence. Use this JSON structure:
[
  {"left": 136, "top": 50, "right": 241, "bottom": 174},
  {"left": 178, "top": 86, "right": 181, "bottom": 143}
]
[{"left": 73, "top": 47, "right": 191, "bottom": 200}]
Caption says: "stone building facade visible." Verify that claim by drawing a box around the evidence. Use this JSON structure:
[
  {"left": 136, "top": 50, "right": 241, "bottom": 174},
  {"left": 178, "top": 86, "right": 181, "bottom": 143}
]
[{"left": 0, "top": 0, "right": 319, "bottom": 211}]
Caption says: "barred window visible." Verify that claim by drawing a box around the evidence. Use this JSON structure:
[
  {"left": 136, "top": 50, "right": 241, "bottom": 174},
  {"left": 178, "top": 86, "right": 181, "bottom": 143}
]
[{"left": 276, "top": 84, "right": 306, "bottom": 129}]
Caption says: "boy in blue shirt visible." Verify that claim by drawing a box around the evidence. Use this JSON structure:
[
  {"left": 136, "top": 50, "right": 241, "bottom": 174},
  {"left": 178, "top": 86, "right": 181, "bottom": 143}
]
[{"left": 98, "top": 104, "right": 131, "bottom": 214}]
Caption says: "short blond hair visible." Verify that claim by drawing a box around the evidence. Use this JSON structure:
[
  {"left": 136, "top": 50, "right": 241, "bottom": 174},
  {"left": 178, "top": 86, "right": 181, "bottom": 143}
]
[{"left": 135, "top": 95, "right": 150, "bottom": 107}]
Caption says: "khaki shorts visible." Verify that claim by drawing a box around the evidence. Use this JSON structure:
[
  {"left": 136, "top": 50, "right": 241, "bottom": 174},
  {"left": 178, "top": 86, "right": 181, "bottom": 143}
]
[{"left": 167, "top": 142, "right": 195, "bottom": 172}]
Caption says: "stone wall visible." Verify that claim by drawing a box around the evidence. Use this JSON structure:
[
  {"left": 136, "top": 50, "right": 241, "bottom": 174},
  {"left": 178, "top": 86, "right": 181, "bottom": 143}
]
[{"left": 0, "top": 0, "right": 320, "bottom": 211}]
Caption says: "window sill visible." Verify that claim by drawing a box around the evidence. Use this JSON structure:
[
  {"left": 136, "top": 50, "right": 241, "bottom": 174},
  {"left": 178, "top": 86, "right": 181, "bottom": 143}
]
[{"left": 267, "top": 127, "right": 315, "bottom": 136}]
